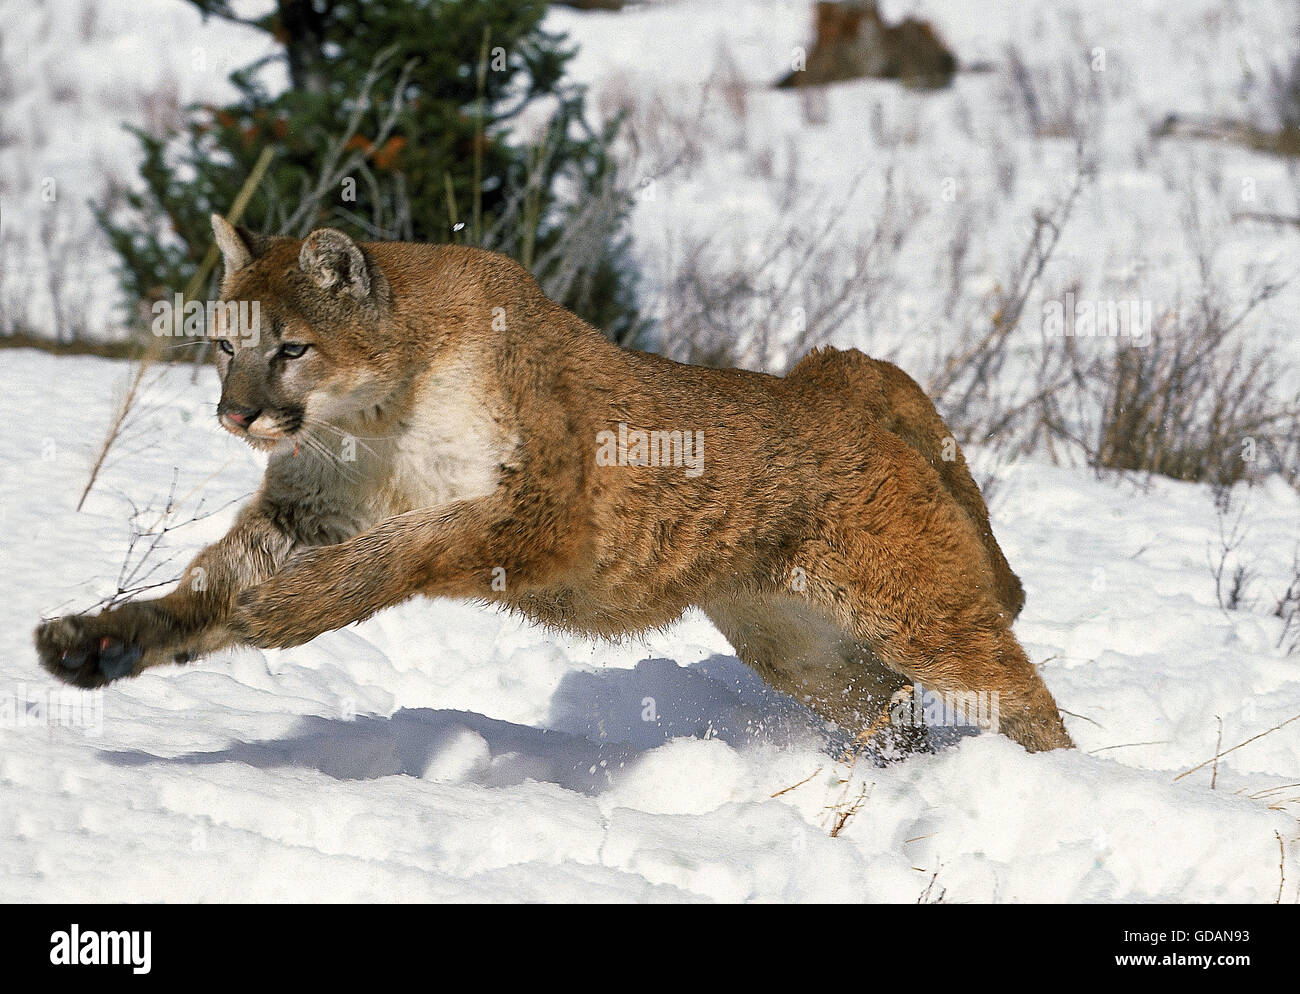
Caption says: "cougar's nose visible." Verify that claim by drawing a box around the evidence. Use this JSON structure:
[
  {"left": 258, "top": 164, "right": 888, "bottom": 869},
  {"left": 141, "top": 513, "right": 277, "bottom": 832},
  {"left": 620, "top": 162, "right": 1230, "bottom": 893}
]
[{"left": 219, "top": 402, "right": 261, "bottom": 429}]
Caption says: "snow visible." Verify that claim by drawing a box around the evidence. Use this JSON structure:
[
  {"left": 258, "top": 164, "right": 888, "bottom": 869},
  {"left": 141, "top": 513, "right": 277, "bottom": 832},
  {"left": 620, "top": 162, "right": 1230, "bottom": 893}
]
[
  {"left": 2, "top": 349, "right": 1298, "bottom": 902},
  {"left": 2, "top": 0, "right": 1299, "bottom": 902}
]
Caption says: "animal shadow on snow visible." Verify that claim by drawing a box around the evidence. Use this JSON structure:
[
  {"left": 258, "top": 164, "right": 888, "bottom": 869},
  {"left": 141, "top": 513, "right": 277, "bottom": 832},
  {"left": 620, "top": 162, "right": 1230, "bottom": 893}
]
[{"left": 101, "top": 654, "right": 956, "bottom": 794}]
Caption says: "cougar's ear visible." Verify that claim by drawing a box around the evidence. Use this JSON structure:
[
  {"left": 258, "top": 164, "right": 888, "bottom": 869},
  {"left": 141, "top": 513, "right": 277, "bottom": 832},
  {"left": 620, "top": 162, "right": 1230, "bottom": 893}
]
[
  {"left": 210, "top": 213, "right": 273, "bottom": 278},
  {"left": 299, "top": 227, "right": 372, "bottom": 300}
]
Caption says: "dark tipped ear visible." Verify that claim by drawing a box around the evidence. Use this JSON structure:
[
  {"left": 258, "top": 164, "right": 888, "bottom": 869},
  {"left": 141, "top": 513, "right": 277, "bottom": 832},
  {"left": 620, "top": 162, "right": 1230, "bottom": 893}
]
[
  {"left": 211, "top": 214, "right": 275, "bottom": 278},
  {"left": 299, "top": 228, "right": 372, "bottom": 300}
]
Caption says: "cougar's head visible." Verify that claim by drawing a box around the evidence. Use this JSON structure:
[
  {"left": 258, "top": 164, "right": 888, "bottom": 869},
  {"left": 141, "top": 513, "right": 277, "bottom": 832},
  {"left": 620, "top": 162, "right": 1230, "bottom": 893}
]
[{"left": 208, "top": 214, "right": 401, "bottom": 452}]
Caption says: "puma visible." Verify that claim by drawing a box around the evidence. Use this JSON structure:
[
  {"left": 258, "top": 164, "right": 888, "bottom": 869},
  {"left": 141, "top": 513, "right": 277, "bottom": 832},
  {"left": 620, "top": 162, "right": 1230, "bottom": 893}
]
[{"left": 34, "top": 215, "right": 1073, "bottom": 753}]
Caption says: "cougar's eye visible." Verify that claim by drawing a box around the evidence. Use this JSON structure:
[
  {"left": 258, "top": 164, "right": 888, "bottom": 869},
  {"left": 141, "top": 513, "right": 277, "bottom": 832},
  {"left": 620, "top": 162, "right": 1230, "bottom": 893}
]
[
  {"left": 217, "top": 340, "right": 235, "bottom": 356},
  {"left": 277, "top": 343, "right": 310, "bottom": 359}
]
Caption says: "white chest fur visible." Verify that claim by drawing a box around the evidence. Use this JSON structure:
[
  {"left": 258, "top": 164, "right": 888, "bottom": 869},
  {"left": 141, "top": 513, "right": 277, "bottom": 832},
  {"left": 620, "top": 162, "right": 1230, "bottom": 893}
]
[{"left": 378, "top": 365, "right": 512, "bottom": 515}]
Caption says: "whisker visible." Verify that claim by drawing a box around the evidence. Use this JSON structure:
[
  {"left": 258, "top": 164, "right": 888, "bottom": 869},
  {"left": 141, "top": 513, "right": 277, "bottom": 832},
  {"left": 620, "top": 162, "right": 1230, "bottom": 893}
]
[
  {"left": 303, "top": 415, "right": 396, "bottom": 443},
  {"left": 302, "top": 418, "right": 391, "bottom": 459},
  {"left": 297, "top": 431, "right": 365, "bottom": 484}
]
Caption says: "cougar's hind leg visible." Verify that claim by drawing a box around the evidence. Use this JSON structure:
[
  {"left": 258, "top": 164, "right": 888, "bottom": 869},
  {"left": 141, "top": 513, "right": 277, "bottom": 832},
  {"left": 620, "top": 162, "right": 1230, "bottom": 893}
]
[
  {"left": 704, "top": 594, "right": 932, "bottom": 759},
  {"left": 795, "top": 557, "right": 1071, "bottom": 753},
  {"left": 795, "top": 431, "right": 1072, "bottom": 753}
]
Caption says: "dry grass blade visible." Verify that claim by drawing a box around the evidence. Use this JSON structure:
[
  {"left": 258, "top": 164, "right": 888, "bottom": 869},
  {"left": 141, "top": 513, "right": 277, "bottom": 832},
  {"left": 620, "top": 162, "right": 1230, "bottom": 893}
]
[
  {"left": 1174, "top": 712, "right": 1300, "bottom": 782},
  {"left": 827, "top": 782, "right": 872, "bottom": 838},
  {"left": 76, "top": 357, "right": 152, "bottom": 512},
  {"left": 838, "top": 683, "right": 911, "bottom": 764},
  {"left": 770, "top": 767, "right": 822, "bottom": 798},
  {"left": 1276, "top": 830, "right": 1286, "bottom": 904}
]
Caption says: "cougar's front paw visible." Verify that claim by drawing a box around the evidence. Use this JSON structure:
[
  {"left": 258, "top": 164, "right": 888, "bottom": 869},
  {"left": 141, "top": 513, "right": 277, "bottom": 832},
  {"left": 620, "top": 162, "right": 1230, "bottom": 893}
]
[{"left": 35, "top": 615, "right": 145, "bottom": 688}]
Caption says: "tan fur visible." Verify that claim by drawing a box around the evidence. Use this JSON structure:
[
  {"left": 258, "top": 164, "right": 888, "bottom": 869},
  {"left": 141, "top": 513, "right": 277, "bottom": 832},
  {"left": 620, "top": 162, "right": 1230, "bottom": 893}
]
[{"left": 34, "top": 216, "right": 1071, "bottom": 754}]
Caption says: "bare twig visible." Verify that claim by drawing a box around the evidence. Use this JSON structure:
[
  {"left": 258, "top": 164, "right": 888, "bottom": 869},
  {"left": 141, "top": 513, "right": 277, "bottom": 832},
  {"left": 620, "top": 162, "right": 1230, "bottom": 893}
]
[{"left": 284, "top": 47, "right": 418, "bottom": 237}]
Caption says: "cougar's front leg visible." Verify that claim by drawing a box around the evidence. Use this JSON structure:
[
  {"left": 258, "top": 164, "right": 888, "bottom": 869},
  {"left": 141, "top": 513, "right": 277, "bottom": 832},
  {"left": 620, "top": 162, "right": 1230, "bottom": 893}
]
[
  {"left": 231, "top": 496, "right": 559, "bottom": 650},
  {"left": 35, "top": 503, "right": 297, "bottom": 688}
]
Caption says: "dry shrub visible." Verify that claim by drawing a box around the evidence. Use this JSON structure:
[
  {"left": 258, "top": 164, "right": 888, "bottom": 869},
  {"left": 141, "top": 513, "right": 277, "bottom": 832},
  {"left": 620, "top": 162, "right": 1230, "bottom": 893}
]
[
  {"left": 1086, "top": 295, "right": 1296, "bottom": 487},
  {"left": 657, "top": 169, "right": 920, "bottom": 371},
  {"left": 926, "top": 162, "right": 1299, "bottom": 491}
]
